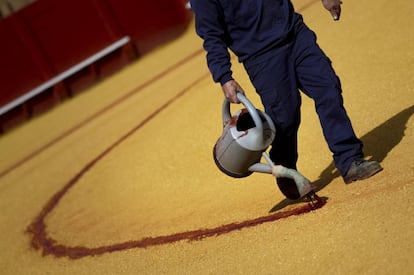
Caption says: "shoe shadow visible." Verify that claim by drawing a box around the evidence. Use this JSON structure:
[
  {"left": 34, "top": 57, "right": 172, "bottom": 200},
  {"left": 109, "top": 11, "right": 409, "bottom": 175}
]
[{"left": 269, "top": 105, "right": 414, "bottom": 213}]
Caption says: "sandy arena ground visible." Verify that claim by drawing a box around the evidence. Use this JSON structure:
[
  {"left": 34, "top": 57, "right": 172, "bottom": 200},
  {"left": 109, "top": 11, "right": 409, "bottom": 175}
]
[{"left": 1, "top": 0, "right": 413, "bottom": 274}]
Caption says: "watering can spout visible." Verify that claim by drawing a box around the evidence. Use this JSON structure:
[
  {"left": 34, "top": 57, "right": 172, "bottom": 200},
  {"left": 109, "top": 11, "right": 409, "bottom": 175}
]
[{"left": 248, "top": 153, "right": 315, "bottom": 198}]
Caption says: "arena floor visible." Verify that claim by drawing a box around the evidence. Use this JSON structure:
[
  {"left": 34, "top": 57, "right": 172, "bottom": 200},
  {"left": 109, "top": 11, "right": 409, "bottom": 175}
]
[{"left": 1, "top": 0, "right": 413, "bottom": 274}]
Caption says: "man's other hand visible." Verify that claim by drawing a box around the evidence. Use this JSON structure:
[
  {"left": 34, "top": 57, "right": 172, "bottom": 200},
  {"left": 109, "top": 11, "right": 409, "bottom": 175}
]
[{"left": 322, "top": 0, "right": 342, "bottom": 20}]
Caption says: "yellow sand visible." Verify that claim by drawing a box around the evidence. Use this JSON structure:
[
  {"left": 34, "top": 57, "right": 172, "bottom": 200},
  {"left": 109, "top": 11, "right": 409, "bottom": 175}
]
[{"left": 0, "top": 0, "right": 413, "bottom": 274}]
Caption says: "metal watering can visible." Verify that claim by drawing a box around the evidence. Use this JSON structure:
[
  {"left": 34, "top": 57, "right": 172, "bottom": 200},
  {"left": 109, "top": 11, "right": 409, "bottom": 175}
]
[
  {"left": 213, "top": 93, "right": 317, "bottom": 200},
  {"left": 213, "top": 93, "right": 275, "bottom": 178}
]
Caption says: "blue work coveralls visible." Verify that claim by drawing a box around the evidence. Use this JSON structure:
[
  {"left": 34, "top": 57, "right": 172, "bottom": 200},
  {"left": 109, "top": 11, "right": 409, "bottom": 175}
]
[{"left": 191, "top": 0, "right": 363, "bottom": 176}]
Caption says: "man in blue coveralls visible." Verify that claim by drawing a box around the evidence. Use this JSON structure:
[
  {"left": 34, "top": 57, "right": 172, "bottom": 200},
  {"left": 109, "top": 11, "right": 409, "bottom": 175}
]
[{"left": 190, "top": 0, "right": 383, "bottom": 199}]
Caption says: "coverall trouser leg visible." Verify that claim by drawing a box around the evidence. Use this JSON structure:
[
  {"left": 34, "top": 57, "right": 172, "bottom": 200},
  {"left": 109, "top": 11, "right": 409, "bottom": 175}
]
[{"left": 244, "top": 22, "right": 363, "bottom": 176}]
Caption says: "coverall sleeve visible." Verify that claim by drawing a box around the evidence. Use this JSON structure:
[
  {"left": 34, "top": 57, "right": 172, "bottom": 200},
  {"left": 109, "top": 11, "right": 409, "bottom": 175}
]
[{"left": 190, "top": 0, "right": 233, "bottom": 85}]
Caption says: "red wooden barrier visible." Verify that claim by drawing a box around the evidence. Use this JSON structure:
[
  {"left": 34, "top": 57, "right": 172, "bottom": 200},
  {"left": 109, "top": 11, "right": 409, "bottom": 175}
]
[
  {"left": 0, "top": 14, "right": 50, "bottom": 107},
  {"left": 0, "top": 0, "right": 192, "bottom": 132},
  {"left": 104, "top": 0, "right": 192, "bottom": 54}
]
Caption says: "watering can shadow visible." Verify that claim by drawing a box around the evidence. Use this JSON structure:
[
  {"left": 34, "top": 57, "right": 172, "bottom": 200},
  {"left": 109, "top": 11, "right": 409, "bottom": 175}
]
[{"left": 213, "top": 93, "right": 317, "bottom": 200}]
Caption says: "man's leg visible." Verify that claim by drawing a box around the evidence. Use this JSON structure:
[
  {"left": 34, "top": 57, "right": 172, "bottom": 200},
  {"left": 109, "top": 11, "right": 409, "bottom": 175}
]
[
  {"left": 244, "top": 45, "right": 302, "bottom": 198},
  {"left": 292, "top": 24, "right": 382, "bottom": 181}
]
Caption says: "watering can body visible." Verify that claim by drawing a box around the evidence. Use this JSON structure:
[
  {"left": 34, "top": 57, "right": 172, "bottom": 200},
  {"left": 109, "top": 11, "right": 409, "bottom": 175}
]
[{"left": 213, "top": 93, "right": 276, "bottom": 178}]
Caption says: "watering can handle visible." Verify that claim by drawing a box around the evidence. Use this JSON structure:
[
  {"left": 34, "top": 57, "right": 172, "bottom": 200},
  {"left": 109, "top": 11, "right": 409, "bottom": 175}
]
[{"left": 222, "top": 92, "right": 263, "bottom": 131}]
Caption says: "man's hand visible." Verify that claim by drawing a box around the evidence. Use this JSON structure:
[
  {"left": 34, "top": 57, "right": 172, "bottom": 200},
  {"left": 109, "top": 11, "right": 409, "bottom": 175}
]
[
  {"left": 322, "top": 0, "right": 342, "bottom": 20},
  {"left": 222, "top": 80, "right": 245, "bottom": 103}
]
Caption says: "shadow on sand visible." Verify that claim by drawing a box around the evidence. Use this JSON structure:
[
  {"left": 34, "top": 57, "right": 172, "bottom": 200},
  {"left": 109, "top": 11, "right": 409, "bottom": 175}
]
[{"left": 270, "top": 105, "right": 414, "bottom": 213}]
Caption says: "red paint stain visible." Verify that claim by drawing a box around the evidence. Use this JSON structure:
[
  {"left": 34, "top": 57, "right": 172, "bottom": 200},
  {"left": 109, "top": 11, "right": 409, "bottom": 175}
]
[
  {"left": 27, "top": 197, "right": 325, "bottom": 259},
  {"left": 24, "top": 77, "right": 326, "bottom": 258},
  {"left": 23, "top": 54, "right": 328, "bottom": 260}
]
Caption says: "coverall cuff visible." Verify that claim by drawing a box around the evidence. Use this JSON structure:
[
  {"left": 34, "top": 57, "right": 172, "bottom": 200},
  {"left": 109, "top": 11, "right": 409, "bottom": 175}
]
[{"left": 219, "top": 73, "right": 233, "bottom": 86}]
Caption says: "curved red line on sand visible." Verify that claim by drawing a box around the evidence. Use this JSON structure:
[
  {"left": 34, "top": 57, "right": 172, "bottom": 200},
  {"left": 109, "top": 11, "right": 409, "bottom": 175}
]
[
  {"left": 26, "top": 73, "right": 326, "bottom": 259},
  {"left": 28, "top": 200, "right": 325, "bottom": 259}
]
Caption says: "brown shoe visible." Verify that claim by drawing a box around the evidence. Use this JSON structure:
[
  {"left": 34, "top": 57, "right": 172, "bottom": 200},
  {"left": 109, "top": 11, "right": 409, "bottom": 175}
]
[{"left": 343, "top": 159, "right": 383, "bottom": 184}]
